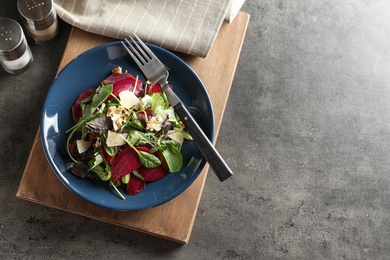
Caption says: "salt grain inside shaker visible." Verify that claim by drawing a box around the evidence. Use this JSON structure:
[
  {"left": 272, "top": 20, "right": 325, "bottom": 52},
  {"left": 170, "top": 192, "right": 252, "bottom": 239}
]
[
  {"left": 0, "top": 17, "right": 33, "bottom": 74},
  {"left": 17, "top": 0, "right": 59, "bottom": 44}
]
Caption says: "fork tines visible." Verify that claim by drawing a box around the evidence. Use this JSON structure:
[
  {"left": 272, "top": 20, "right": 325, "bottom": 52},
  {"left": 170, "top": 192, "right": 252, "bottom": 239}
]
[{"left": 121, "top": 34, "right": 152, "bottom": 66}]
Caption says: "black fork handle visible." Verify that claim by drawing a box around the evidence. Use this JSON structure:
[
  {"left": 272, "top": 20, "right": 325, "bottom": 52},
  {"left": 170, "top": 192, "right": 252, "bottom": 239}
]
[{"left": 173, "top": 102, "right": 233, "bottom": 182}]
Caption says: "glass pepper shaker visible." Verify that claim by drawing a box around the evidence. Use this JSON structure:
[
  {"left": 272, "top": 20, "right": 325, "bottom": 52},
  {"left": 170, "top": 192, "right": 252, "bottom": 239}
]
[
  {"left": 0, "top": 17, "right": 33, "bottom": 74},
  {"left": 17, "top": 0, "right": 59, "bottom": 44}
]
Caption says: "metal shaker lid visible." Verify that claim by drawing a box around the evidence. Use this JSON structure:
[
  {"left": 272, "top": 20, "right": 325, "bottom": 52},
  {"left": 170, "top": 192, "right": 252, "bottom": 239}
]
[
  {"left": 17, "top": 0, "right": 56, "bottom": 30},
  {"left": 0, "top": 18, "right": 26, "bottom": 60}
]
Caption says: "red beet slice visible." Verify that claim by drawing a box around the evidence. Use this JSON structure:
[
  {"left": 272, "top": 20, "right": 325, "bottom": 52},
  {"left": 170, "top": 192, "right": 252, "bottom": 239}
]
[
  {"left": 110, "top": 146, "right": 151, "bottom": 181},
  {"left": 105, "top": 72, "right": 134, "bottom": 84},
  {"left": 111, "top": 147, "right": 141, "bottom": 181},
  {"left": 105, "top": 72, "right": 144, "bottom": 97},
  {"left": 155, "top": 150, "right": 169, "bottom": 173},
  {"left": 126, "top": 173, "right": 146, "bottom": 195},
  {"left": 113, "top": 78, "right": 143, "bottom": 97},
  {"left": 146, "top": 83, "right": 173, "bottom": 95},
  {"left": 68, "top": 141, "right": 83, "bottom": 161},
  {"left": 147, "top": 82, "right": 163, "bottom": 94},
  {"left": 136, "top": 146, "right": 150, "bottom": 153},
  {"left": 71, "top": 88, "right": 95, "bottom": 123},
  {"left": 137, "top": 165, "right": 166, "bottom": 182}
]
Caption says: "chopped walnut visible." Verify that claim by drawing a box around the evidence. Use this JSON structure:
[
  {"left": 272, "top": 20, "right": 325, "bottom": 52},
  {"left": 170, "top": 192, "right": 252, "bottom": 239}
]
[
  {"left": 112, "top": 66, "right": 122, "bottom": 75},
  {"left": 179, "top": 121, "right": 186, "bottom": 129},
  {"left": 116, "top": 117, "right": 124, "bottom": 127}
]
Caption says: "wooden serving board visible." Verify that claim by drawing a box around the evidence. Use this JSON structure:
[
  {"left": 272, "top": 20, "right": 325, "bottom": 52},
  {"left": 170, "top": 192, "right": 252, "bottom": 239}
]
[{"left": 16, "top": 12, "right": 250, "bottom": 244}]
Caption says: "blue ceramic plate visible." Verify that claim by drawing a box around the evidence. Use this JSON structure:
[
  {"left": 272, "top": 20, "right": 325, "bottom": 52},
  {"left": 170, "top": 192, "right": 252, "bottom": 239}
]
[{"left": 41, "top": 41, "right": 214, "bottom": 211}]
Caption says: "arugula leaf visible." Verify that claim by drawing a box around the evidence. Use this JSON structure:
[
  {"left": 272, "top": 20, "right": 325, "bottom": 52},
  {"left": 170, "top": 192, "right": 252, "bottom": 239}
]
[
  {"left": 66, "top": 85, "right": 113, "bottom": 162},
  {"left": 128, "top": 119, "right": 144, "bottom": 131},
  {"left": 126, "top": 129, "right": 143, "bottom": 146},
  {"left": 88, "top": 84, "right": 113, "bottom": 117},
  {"left": 66, "top": 112, "right": 103, "bottom": 162},
  {"left": 109, "top": 180, "right": 126, "bottom": 200}
]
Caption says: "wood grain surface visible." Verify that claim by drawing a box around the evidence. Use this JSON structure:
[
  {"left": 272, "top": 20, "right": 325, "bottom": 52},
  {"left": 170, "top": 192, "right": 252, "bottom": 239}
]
[{"left": 16, "top": 12, "right": 250, "bottom": 244}]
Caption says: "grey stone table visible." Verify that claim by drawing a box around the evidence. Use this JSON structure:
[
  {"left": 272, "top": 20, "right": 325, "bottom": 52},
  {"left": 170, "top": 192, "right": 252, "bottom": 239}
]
[{"left": 1, "top": 1, "right": 390, "bottom": 259}]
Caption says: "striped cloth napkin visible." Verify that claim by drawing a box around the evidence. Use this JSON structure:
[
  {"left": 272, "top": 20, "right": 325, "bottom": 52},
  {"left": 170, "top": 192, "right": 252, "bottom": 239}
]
[{"left": 53, "top": 0, "right": 245, "bottom": 58}]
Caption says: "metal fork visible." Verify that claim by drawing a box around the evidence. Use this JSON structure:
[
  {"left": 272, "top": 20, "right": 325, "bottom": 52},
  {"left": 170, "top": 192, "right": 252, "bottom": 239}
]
[{"left": 121, "top": 34, "right": 233, "bottom": 182}]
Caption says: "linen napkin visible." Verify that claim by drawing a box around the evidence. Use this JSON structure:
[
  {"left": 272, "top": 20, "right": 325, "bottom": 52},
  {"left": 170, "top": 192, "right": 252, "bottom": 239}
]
[{"left": 53, "top": 0, "right": 245, "bottom": 58}]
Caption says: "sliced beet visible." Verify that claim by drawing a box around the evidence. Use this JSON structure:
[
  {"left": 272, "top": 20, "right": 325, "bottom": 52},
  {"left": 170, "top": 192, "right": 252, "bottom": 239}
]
[
  {"left": 105, "top": 72, "right": 134, "bottom": 84},
  {"left": 68, "top": 141, "right": 83, "bottom": 161},
  {"left": 71, "top": 88, "right": 95, "bottom": 123},
  {"left": 137, "top": 165, "right": 166, "bottom": 182},
  {"left": 146, "top": 83, "right": 172, "bottom": 95},
  {"left": 147, "top": 82, "right": 163, "bottom": 94},
  {"left": 126, "top": 173, "right": 146, "bottom": 195},
  {"left": 110, "top": 146, "right": 151, "bottom": 181},
  {"left": 136, "top": 146, "right": 150, "bottom": 153},
  {"left": 111, "top": 147, "right": 141, "bottom": 181},
  {"left": 155, "top": 150, "right": 169, "bottom": 173},
  {"left": 105, "top": 72, "right": 144, "bottom": 97}
]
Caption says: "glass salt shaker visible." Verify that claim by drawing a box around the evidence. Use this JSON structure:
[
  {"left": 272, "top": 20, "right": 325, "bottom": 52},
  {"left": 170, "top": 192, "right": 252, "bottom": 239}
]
[
  {"left": 0, "top": 17, "right": 33, "bottom": 74},
  {"left": 17, "top": 0, "right": 59, "bottom": 44}
]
